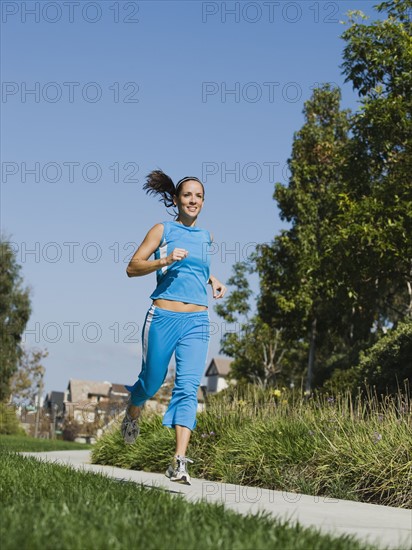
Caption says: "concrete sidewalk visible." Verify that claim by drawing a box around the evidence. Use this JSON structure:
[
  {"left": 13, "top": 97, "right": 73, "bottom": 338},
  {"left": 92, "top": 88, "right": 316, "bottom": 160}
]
[{"left": 21, "top": 450, "right": 411, "bottom": 550}]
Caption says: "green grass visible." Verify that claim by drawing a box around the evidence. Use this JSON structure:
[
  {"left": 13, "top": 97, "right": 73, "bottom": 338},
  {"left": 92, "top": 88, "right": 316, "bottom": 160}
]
[
  {"left": 0, "top": 434, "right": 93, "bottom": 452},
  {"left": 92, "top": 385, "right": 412, "bottom": 508},
  {"left": 0, "top": 448, "right": 376, "bottom": 550}
]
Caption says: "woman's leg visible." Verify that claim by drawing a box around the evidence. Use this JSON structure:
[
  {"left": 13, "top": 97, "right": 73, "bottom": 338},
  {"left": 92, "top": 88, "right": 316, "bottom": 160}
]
[
  {"left": 125, "top": 306, "right": 179, "bottom": 417},
  {"left": 163, "top": 311, "right": 210, "bottom": 453},
  {"left": 127, "top": 403, "right": 141, "bottom": 420},
  {"left": 175, "top": 425, "right": 192, "bottom": 456},
  {"left": 163, "top": 312, "right": 209, "bottom": 483}
]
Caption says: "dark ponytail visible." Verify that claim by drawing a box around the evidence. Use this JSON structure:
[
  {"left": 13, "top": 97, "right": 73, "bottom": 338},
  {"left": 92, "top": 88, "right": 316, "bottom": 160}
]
[
  {"left": 143, "top": 170, "right": 205, "bottom": 210},
  {"left": 143, "top": 170, "right": 176, "bottom": 207}
]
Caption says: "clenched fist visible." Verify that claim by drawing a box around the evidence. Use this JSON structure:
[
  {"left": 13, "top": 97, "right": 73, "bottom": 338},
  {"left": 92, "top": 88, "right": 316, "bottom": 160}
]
[{"left": 166, "top": 248, "right": 189, "bottom": 265}]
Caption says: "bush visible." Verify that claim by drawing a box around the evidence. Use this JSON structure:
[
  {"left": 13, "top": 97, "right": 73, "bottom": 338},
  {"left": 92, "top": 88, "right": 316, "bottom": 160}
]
[
  {"left": 322, "top": 367, "right": 358, "bottom": 394},
  {"left": 324, "top": 320, "right": 412, "bottom": 395},
  {"left": 0, "top": 403, "right": 26, "bottom": 436},
  {"left": 92, "top": 385, "right": 412, "bottom": 508},
  {"left": 62, "top": 418, "right": 82, "bottom": 441},
  {"left": 355, "top": 319, "right": 412, "bottom": 395}
]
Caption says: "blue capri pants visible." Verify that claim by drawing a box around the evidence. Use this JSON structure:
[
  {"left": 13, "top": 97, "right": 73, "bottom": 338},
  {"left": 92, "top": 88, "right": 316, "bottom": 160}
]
[{"left": 125, "top": 304, "right": 210, "bottom": 431}]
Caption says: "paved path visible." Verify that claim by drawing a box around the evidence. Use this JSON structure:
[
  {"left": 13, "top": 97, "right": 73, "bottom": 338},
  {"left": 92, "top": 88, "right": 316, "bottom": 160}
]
[{"left": 21, "top": 450, "right": 411, "bottom": 550}]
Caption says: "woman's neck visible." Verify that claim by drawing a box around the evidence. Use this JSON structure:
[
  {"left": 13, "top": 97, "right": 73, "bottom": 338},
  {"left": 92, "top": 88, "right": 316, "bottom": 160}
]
[{"left": 175, "top": 216, "right": 197, "bottom": 227}]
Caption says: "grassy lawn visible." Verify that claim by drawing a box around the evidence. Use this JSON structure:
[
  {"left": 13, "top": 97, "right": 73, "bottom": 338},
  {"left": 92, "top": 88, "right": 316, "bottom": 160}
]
[
  {"left": 0, "top": 437, "right": 376, "bottom": 550},
  {"left": 0, "top": 434, "right": 93, "bottom": 452}
]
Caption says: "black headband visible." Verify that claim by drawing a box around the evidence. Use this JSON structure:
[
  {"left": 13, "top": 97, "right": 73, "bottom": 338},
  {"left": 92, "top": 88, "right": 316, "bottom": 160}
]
[{"left": 175, "top": 176, "right": 203, "bottom": 190}]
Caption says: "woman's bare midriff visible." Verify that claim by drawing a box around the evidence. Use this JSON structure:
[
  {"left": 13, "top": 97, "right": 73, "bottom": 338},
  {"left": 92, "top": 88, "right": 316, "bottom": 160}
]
[{"left": 153, "top": 299, "right": 207, "bottom": 312}]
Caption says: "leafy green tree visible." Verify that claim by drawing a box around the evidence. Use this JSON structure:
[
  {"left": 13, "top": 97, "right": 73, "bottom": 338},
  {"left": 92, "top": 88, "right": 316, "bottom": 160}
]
[
  {"left": 215, "top": 262, "right": 252, "bottom": 324},
  {"left": 256, "top": 85, "right": 352, "bottom": 390},
  {"left": 324, "top": 319, "right": 412, "bottom": 395},
  {"left": 337, "top": 0, "right": 412, "bottom": 324},
  {"left": 355, "top": 319, "right": 412, "bottom": 394},
  {"left": 257, "top": 1, "right": 412, "bottom": 390},
  {"left": 216, "top": 1, "right": 412, "bottom": 394},
  {"left": 215, "top": 262, "right": 297, "bottom": 387},
  {"left": 9, "top": 347, "right": 48, "bottom": 407},
  {"left": 0, "top": 238, "right": 32, "bottom": 402}
]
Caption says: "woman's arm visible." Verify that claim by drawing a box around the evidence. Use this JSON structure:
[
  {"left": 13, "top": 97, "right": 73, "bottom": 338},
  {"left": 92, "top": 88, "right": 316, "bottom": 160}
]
[
  {"left": 207, "top": 233, "right": 226, "bottom": 298},
  {"left": 126, "top": 224, "right": 189, "bottom": 277}
]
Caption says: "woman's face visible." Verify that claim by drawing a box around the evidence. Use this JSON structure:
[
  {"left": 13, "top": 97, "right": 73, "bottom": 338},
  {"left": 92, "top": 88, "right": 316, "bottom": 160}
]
[{"left": 174, "top": 180, "right": 205, "bottom": 219}]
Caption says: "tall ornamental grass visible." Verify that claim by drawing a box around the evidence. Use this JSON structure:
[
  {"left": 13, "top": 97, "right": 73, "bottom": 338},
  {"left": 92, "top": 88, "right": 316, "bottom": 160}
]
[{"left": 92, "top": 384, "right": 411, "bottom": 508}]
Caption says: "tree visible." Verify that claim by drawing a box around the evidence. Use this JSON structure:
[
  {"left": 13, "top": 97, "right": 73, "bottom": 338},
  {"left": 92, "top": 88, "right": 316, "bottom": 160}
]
[
  {"left": 215, "top": 262, "right": 297, "bottom": 387},
  {"left": 324, "top": 319, "right": 412, "bottom": 395},
  {"left": 337, "top": 0, "right": 412, "bottom": 325},
  {"left": 0, "top": 238, "right": 32, "bottom": 402},
  {"left": 256, "top": 85, "right": 352, "bottom": 390},
  {"left": 354, "top": 318, "right": 412, "bottom": 394},
  {"left": 216, "top": 1, "right": 412, "bottom": 393},
  {"left": 9, "top": 346, "right": 48, "bottom": 407},
  {"left": 257, "top": 1, "right": 412, "bottom": 391}
]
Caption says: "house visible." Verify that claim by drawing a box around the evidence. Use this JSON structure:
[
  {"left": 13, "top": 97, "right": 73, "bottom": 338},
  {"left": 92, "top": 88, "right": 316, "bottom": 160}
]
[
  {"left": 43, "top": 391, "right": 65, "bottom": 429},
  {"left": 204, "top": 357, "right": 233, "bottom": 393},
  {"left": 63, "top": 379, "right": 133, "bottom": 442},
  {"left": 104, "top": 383, "right": 130, "bottom": 417},
  {"left": 19, "top": 409, "right": 37, "bottom": 435},
  {"left": 64, "top": 379, "right": 133, "bottom": 421},
  {"left": 110, "top": 383, "right": 129, "bottom": 401},
  {"left": 64, "top": 379, "right": 112, "bottom": 423},
  {"left": 44, "top": 391, "right": 65, "bottom": 417},
  {"left": 197, "top": 385, "right": 207, "bottom": 412}
]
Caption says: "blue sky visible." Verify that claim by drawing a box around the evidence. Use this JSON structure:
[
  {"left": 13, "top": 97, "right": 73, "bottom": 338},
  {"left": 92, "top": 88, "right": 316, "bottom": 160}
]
[{"left": 1, "top": 0, "right": 381, "bottom": 396}]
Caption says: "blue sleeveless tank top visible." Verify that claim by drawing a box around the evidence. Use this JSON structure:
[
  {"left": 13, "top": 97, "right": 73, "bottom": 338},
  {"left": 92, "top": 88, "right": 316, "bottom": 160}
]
[{"left": 149, "top": 221, "right": 212, "bottom": 307}]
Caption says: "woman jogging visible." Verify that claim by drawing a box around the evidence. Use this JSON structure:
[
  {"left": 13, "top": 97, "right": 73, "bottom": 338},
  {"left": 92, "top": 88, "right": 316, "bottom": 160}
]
[{"left": 122, "top": 170, "right": 226, "bottom": 485}]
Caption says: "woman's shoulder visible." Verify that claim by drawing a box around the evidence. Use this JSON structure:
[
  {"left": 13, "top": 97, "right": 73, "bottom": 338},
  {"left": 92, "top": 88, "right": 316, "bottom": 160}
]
[
  {"left": 153, "top": 221, "right": 174, "bottom": 241},
  {"left": 145, "top": 223, "right": 167, "bottom": 244},
  {"left": 148, "top": 222, "right": 165, "bottom": 234}
]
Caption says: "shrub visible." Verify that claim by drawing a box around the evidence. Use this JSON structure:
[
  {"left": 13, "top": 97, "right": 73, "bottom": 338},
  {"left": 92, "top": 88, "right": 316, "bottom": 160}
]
[
  {"left": 355, "top": 319, "right": 412, "bottom": 395},
  {"left": 0, "top": 403, "right": 26, "bottom": 435},
  {"left": 62, "top": 418, "right": 82, "bottom": 441},
  {"left": 322, "top": 367, "right": 358, "bottom": 394},
  {"left": 324, "top": 320, "right": 412, "bottom": 395},
  {"left": 92, "top": 385, "right": 412, "bottom": 508}
]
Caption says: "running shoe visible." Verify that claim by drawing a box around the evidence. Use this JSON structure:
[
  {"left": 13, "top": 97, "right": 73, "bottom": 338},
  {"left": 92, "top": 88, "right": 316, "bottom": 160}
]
[
  {"left": 165, "top": 455, "right": 194, "bottom": 485},
  {"left": 121, "top": 410, "right": 140, "bottom": 444}
]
